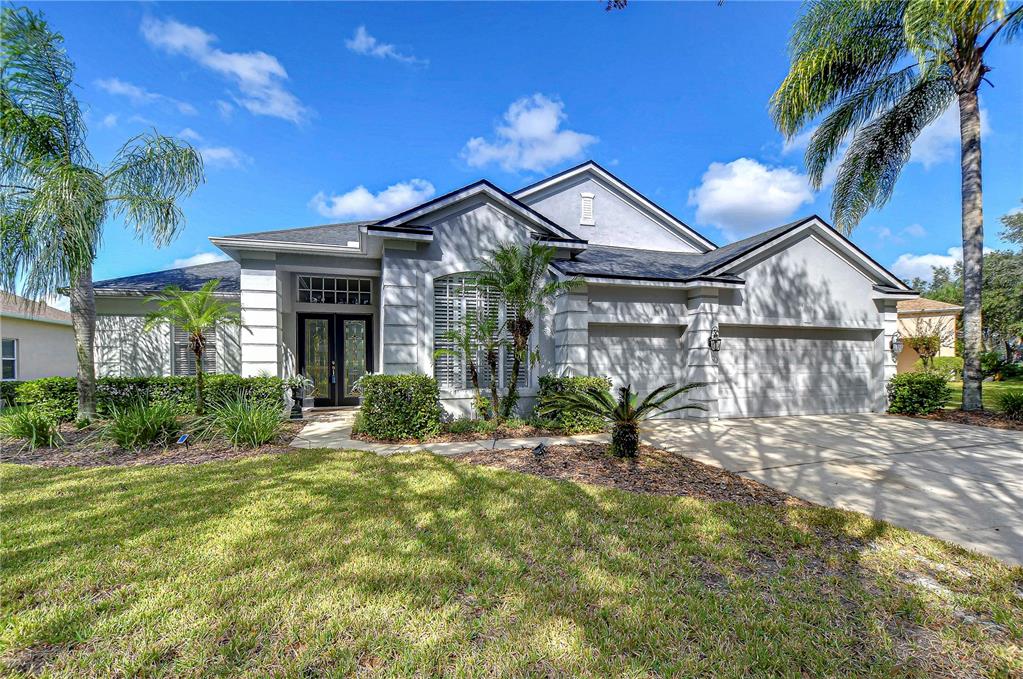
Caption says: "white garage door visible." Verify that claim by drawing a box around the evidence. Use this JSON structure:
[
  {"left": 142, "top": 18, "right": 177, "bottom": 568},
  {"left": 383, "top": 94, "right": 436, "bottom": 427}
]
[
  {"left": 588, "top": 324, "right": 688, "bottom": 418},
  {"left": 718, "top": 326, "right": 879, "bottom": 418}
]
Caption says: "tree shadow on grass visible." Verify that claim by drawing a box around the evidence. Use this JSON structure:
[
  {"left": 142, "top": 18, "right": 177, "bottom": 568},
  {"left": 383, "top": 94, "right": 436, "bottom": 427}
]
[{"left": 2, "top": 450, "right": 1019, "bottom": 677}]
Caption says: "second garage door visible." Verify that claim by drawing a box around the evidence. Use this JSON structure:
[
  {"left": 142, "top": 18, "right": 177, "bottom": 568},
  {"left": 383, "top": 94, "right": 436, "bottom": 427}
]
[
  {"left": 717, "top": 326, "right": 880, "bottom": 418},
  {"left": 588, "top": 324, "right": 688, "bottom": 418}
]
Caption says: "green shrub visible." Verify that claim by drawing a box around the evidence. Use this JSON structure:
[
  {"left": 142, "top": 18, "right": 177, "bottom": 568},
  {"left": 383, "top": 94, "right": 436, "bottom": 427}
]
[
  {"left": 13, "top": 375, "right": 284, "bottom": 421},
  {"left": 0, "top": 408, "right": 62, "bottom": 449},
  {"left": 997, "top": 390, "right": 1023, "bottom": 422},
  {"left": 886, "top": 373, "right": 951, "bottom": 415},
  {"left": 979, "top": 351, "right": 1005, "bottom": 378},
  {"left": 101, "top": 401, "right": 180, "bottom": 450},
  {"left": 197, "top": 394, "right": 284, "bottom": 448},
  {"left": 354, "top": 374, "right": 442, "bottom": 441},
  {"left": 536, "top": 374, "right": 613, "bottom": 433},
  {"left": 916, "top": 355, "right": 963, "bottom": 380},
  {"left": 1, "top": 380, "right": 21, "bottom": 407},
  {"left": 447, "top": 417, "right": 491, "bottom": 435}
]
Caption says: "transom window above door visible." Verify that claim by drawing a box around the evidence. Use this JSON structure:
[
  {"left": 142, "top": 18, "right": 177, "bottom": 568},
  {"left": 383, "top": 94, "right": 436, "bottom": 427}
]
[{"left": 297, "top": 276, "right": 372, "bottom": 305}]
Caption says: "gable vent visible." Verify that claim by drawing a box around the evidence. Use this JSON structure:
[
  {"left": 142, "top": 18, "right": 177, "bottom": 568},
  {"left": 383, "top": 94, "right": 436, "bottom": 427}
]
[{"left": 580, "top": 192, "right": 595, "bottom": 226}]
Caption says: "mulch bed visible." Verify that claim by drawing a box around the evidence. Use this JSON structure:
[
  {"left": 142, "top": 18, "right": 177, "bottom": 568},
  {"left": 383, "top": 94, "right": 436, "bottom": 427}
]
[
  {"left": 914, "top": 409, "right": 1023, "bottom": 431},
  {"left": 0, "top": 421, "right": 304, "bottom": 468},
  {"left": 453, "top": 443, "right": 812, "bottom": 508}
]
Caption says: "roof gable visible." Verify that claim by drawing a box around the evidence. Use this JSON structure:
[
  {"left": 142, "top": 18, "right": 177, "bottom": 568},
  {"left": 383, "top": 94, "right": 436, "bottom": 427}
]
[
  {"left": 93, "top": 260, "right": 240, "bottom": 296},
  {"left": 514, "top": 161, "right": 716, "bottom": 253}
]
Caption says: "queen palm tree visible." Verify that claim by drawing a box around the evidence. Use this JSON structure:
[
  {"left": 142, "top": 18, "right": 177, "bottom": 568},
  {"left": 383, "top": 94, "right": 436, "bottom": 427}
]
[
  {"left": 143, "top": 280, "right": 243, "bottom": 415},
  {"left": 476, "top": 243, "right": 580, "bottom": 418},
  {"left": 771, "top": 1, "right": 1021, "bottom": 411},
  {"left": 1, "top": 7, "right": 204, "bottom": 419}
]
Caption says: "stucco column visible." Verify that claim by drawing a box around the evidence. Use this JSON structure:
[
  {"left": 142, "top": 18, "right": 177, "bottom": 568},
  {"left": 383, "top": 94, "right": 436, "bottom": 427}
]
[
  {"left": 682, "top": 290, "right": 719, "bottom": 419},
  {"left": 240, "top": 256, "right": 281, "bottom": 377},
  {"left": 553, "top": 286, "right": 589, "bottom": 376},
  {"left": 877, "top": 300, "right": 899, "bottom": 411}
]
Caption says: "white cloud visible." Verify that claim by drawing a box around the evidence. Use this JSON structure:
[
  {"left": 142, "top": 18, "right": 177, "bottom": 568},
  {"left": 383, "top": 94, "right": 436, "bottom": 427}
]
[
  {"left": 310, "top": 179, "right": 435, "bottom": 220},
  {"left": 462, "top": 94, "right": 598, "bottom": 173},
  {"left": 911, "top": 105, "right": 991, "bottom": 169},
  {"left": 141, "top": 17, "right": 308, "bottom": 124},
  {"left": 172, "top": 251, "right": 231, "bottom": 268},
  {"left": 903, "top": 223, "right": 927, "bottom": 238},
  {"left": 177, "top": 127, "right": 203, "bottom": 142},
  {"left": 345, "top": 26, "right": 426, "bottom": 66},
  {"left": 99, "top": 113, "right": 119, "bottom": 128},
  {"left": 781, "top": 126, "right": 817, "bottom": 156},
  {"left": 890, "top": 247, "right": 962, "bottom": 281},
  {"left": 95, "top": 77, "right": 197, "bottom": 115},
  {"left": 216, "top": 99, "right": 234, "bottom": 120},
  {"left": 199, "top": 146, "right": 250, "bottom": 169},
  {"left": 44, "top": 294, "right": 70, "bottom": 312},
  {"left": 687, "top": 158, "right": 814, "bottom": 240}
]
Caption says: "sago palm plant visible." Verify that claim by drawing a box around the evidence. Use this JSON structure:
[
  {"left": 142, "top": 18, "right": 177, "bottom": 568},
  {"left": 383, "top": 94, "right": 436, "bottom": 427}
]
[
  {"left": 771, "top": 0, "right": 1022, "bottom": 411},
  {"left": 143, "top": 279, "right": 242, "bottom": 415},
  {"left": 542, "top": 382, "right": 706, "bottom": 458},
  {"left": 1, "top": 7, "right": 204, "bottom": 419}
]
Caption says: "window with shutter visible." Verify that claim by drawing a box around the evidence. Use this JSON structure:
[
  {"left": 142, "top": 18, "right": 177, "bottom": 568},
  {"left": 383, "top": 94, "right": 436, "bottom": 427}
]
[
  {"left": 172, "top": 325, "right": 217, "bottom": 376},
  {"left": 433, "top": 273, "right": 526, "bottom": 391}
]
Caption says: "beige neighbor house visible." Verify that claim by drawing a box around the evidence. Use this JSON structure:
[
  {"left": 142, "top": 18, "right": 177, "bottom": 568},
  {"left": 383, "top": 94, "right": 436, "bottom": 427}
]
[
  {"left": 895, "top": 297, "right": 962, "bottom": 373},
  {"left": 0, "top": 292, "right": 77, "bottom": 382}
]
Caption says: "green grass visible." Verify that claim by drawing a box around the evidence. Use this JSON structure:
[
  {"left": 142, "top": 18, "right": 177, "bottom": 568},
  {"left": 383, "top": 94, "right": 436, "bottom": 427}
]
[
  {"left": 946, "top": 378, "right": 1023, "bottom": 411},
  {"left": 2, "top": 451, "right": 1020, "bottom": 677}
]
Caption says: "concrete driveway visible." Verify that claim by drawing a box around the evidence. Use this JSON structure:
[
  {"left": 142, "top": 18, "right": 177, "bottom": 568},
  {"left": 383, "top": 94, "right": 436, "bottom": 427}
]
[{"left": 642, "top": 414, "right": 1022, "bottom": 565}]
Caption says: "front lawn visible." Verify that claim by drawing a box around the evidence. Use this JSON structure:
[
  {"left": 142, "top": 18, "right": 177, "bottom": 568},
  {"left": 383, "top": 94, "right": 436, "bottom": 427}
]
[
  {"left": 946, "top": 378, "right": 1023, "bottom": 411},
  {"left": 2, "top": 451, "right": 1021, "bottom": 677}
]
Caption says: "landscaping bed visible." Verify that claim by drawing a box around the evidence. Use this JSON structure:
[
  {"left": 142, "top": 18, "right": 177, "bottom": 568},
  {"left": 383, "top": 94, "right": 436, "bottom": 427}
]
[
  {"left": 0, "top": 420, "right": 303, "bottom": 468},
  {"left": 913, "top": 409, "right": 1023, "bottom": 431},
  {"left": 351, "top": 419, "right": 602, "bottom": 444},
  {"left": 455, "top": 443, "right": 808, "bottom": 508}
]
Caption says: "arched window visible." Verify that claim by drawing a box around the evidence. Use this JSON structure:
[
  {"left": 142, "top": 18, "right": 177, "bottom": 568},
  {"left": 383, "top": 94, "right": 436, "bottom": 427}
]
[{"left": 433, "top": 273, "right": 526, "bottom": 391}]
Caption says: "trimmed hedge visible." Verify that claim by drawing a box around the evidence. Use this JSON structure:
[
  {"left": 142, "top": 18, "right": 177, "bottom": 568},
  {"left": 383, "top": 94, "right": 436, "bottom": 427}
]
[
  {"left": 353, "top": 374, "right": 442, "bottom": 441},
  {"left": 886, "top": 372, "right": 951, "bottom": 415},
  {"left": 535, "top": 374, "right": 613, "bottom": 434},
  {"left": 915, "top": 356, "right": 963, "bottom": 380},
  {"left": 14, "top": 375, "right": 285, "bottom": 421},
  {"left": 1, "top": 380, "right": 21, "bottom": 408}
]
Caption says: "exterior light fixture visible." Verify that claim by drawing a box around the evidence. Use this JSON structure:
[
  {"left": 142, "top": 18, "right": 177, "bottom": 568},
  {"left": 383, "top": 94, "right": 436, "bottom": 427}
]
[
  {"left": 890, "top": 331, "right": 904, "bottom": 356},
  {"left": 708, "top": 326, "right": 722, "bottom": 353}
]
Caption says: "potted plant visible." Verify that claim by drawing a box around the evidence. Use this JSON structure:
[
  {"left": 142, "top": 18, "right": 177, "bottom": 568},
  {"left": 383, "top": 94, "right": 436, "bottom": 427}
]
[{"left": 284, "top": 374, "right": 315, "bottom": 420}]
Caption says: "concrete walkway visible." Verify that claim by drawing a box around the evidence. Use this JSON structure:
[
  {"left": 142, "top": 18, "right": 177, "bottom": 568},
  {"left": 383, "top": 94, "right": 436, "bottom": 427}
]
[{"left": 292, "top": 411, "right": 1021, "bottom": 565}]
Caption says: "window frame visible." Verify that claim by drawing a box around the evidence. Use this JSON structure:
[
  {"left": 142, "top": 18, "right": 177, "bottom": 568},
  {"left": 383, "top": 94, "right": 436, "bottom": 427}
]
[
  {"left": 296, "top": 275, "right": 372, "bottom": 306},
  {"left": 1, "top": 338, "right": 16, "bottom": 381}
]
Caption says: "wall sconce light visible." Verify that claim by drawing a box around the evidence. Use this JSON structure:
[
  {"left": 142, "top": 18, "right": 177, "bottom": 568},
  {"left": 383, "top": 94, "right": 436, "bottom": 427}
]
[
  {"left": 708, "top": 326, "right": 722, "bottom": 353},
  {"left": 890, "top": 331, "right": 904, "bottom": 356}
]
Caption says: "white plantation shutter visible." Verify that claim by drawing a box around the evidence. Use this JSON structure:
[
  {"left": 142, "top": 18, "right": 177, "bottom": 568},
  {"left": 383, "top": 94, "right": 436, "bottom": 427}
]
[
  {"left": 172, "top": 325, "right": 217, "bottom": 376},
  {"left": 433, "top": 274, "right": 525, "bottom": 390}
]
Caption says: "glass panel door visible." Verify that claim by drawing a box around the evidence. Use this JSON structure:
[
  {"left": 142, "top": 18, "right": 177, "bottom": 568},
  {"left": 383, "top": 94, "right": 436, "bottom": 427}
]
[
  {"left": 303, "top": 317, "right": 332, "bottom": 404},
  {"left": 343, "top": 319, "right": 368, "bottom": 398}
]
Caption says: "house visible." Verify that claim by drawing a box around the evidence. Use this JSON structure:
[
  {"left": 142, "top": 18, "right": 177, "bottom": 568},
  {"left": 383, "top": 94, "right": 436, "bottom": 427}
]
[
  {"left": 0, "top": 292, "right": 77, "bottom": 382},
  {"left": 92, "top": 161, "right": 916, "bottom": 418},
  {"left": 895, "top": 297, "right": 962, "bottom": 373}
]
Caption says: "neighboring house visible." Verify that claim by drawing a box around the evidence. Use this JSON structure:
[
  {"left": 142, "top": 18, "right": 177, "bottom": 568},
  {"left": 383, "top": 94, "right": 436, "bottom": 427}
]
[
  {"left": 895, "top": 297, "right": 962, "bottom": 373},
  {"left": 0, "top": 292, "right": 77, "bottom": 381},
  {"left": 92, "top": 161, "right": 917, "bottom": 418}
]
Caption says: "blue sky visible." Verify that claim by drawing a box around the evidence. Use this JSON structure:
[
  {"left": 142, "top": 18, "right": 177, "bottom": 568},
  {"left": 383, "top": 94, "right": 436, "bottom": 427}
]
[{"left": 24, "top": 1, "right": 1023, "bottom": 293}]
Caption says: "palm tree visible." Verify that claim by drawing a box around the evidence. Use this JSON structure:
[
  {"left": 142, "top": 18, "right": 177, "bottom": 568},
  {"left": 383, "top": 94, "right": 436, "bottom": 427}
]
[
  {"left": 433, "top": 310, "right": 503, "bottom": 419},
  {"left": 771, "top": 1, "right": 1022, "bottom": 411},
  {"left": 143, "top": 280, "right": 242, "bottom": 415},
  {"left": 476, "top": 243, "right": 580, "bottom": 417},
  {"left": 541, "top": 382, "right": 706, "bottom": 458},
  {"left": 1, "top": 7, "right": 204, "bottom": 419}
]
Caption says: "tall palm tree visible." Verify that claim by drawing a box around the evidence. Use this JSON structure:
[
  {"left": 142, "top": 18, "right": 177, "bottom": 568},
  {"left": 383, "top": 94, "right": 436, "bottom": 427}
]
[
  {"left": 476, "top": 243, "right": 580, "bottom": 418},
  {"left": 143, "top": 280, "right": 243, "bottom": 415},
  {"left": 433, "top": 309, "right": 503, "bottom": 419},
  {"left": 1, "top": 7, "right": 204, "bottom": 419},
  {"left": 771, "top": 1, "right": 1021, "bottom": 411}
]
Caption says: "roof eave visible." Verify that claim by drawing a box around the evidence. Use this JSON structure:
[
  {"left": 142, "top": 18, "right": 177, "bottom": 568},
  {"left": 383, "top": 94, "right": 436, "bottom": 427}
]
[{"left": 209, "top": 236, "right": 365, "bottom": 255}]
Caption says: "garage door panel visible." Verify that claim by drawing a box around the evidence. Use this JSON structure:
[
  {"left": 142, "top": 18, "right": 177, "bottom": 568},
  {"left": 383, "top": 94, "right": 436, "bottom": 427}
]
[
  {"left": 588, "top": 324, "right": 688, "bottom": 419},
  {"left": 718, "top": 326, "right": 879, "bottom": 418}
]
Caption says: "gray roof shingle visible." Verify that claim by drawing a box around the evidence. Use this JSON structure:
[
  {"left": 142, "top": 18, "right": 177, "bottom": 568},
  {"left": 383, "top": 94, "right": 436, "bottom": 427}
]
[
  {"left": 93, "top": 260, "right": 240, "bottom": 294},
  {"left": 223, "top": 221, "right": 371, "bottom": 245}
]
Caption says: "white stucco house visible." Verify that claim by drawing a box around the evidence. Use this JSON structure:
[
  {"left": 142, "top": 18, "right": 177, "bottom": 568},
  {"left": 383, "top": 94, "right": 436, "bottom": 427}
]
[
  {"left": 1, "top": 292, "right": 77, "bottom": 382},
  {"left": 92, "top": 161, "right": 917, "bottom": 418}
]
